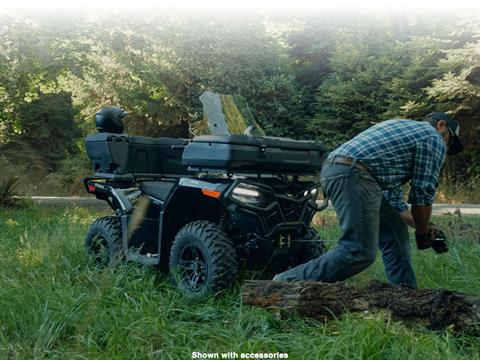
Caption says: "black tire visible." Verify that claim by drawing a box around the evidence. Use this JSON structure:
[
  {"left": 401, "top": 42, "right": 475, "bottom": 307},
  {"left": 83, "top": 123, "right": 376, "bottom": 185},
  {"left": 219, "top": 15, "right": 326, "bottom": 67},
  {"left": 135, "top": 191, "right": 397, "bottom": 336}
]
[
  {"left": 169, "top": 220, "right": 239, "bottom": 297},
  {"left": 85, "top": 216, "right": 122, "bottom": 266}
]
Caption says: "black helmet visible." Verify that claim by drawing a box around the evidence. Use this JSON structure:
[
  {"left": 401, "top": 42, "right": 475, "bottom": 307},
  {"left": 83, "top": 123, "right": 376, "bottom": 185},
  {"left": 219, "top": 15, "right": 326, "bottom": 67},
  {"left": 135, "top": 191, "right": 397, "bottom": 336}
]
[{"left": 95, "top": 106, "right": 127, "bottom": 133}]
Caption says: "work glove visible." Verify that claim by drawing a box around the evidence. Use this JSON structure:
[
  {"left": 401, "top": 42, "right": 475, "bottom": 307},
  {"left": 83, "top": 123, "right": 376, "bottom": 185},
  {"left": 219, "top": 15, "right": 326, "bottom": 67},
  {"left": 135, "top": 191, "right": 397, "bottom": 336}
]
[
  {"left": 415, "top": 231, "right": 433, "bottom": 250},
  {"left": 415, "top": 224, "right": 449, "bottom": 254},
  {"left": 430, "top": 223, "right": 449, "bottom": 254}
]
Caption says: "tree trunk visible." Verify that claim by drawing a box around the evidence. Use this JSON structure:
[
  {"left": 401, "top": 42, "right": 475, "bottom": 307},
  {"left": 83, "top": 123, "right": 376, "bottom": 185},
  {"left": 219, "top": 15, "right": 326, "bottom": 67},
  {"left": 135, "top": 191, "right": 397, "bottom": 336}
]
[{"left": 241, "top": 280, "right": 480, "bottom": 335}]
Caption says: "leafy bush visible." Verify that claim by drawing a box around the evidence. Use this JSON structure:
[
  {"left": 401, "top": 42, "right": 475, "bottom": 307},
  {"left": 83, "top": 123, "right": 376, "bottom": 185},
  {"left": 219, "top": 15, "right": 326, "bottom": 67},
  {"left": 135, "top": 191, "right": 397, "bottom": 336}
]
[{"left": 46, "top": 151, "right": 92, "bottom": 195}]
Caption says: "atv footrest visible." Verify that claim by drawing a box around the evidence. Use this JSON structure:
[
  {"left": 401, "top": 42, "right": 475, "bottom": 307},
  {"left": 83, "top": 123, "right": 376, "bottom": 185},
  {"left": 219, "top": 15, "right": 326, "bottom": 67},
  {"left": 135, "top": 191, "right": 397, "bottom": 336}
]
[{"left": 126, "top": 252, "right": 160, "bottom": 265}]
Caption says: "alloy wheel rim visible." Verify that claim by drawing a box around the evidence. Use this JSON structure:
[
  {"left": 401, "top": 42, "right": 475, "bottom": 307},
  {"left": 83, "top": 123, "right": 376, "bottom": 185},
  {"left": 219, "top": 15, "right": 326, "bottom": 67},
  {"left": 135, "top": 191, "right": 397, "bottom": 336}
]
[{"left": 178, "top": 245, "right": 208, "bottom": 292}]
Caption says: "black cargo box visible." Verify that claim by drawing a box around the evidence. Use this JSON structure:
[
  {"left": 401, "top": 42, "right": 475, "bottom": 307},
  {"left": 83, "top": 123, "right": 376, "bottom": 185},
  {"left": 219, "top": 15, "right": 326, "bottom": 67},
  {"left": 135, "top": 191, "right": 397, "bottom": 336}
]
[
  {"left": 182, "top": 135, "right": 327, "bottom": 173},
  {"left": 85, "top": 133, "right": 190, "bottom": 176}
]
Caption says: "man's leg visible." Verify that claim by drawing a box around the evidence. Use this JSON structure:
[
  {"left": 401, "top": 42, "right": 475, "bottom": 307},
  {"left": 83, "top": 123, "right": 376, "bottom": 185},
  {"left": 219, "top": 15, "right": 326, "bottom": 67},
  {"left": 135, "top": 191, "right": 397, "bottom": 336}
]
[
  {"left": 273, "top": 164, "right": 383, "bottom": 282},
  {"left": 378, "top": 198, "right": 417, "bottom": 287}
]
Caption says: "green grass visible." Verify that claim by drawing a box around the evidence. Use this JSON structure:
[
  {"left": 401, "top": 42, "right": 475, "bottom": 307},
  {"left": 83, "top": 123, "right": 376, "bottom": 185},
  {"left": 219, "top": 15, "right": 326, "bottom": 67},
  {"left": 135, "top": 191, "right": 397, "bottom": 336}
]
[{"left": 1, "top": 206, "right": 479, "bottom": 359}]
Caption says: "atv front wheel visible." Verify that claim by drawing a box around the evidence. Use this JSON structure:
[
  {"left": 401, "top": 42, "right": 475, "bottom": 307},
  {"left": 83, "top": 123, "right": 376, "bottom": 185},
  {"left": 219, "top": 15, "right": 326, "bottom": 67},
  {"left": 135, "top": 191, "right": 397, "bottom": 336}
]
[
  {"left": 169, "top": 220, "right": 239, "bottom": 297},
  {"left": 85, "top": 216, "right": 122, "bottom": 266}
]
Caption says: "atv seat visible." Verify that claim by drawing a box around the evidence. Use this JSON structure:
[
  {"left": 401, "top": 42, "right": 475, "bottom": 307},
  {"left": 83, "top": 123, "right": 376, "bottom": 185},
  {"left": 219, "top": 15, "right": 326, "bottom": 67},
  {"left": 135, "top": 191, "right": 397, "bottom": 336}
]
[{"left": 139, "top": 181, "right": 176, "bottom": 202}]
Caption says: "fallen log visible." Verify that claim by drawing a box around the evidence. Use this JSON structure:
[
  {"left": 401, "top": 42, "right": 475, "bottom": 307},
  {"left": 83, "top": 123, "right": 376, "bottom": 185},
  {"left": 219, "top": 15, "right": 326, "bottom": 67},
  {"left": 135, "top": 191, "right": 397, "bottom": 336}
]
[{"left": 241, "top": 280, "right": 480, "bottom": 335}]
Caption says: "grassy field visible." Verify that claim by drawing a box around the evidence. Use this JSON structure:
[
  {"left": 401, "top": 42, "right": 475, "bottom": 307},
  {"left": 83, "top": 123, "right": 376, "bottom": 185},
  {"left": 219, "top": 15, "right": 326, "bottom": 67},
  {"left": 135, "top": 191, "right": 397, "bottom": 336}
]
[{"left": 1, "top": 205, "right": 479, "bottom": 360}]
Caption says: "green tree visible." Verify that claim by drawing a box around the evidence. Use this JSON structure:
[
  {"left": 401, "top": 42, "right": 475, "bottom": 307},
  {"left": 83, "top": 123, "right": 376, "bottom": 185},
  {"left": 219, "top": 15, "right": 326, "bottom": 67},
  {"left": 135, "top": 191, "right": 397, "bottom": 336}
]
[
  {"left": 146, "top": 12, "right": 305, "bottom": 137},
  {"left": 0, "top": 14, "right": 80, "bottom": 190},
  {"left": 425, "top": 39, "right": 480, "bottom": 177},
  {"left": 308, "top": 14, "right": 403, "bottom": 146}
]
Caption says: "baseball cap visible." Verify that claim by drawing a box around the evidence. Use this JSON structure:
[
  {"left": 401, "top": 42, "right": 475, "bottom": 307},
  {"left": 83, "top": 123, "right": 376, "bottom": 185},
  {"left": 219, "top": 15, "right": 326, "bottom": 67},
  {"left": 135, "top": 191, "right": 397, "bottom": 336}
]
[{"left": 424, "top": 112, "right": 464, "bottom": 155}]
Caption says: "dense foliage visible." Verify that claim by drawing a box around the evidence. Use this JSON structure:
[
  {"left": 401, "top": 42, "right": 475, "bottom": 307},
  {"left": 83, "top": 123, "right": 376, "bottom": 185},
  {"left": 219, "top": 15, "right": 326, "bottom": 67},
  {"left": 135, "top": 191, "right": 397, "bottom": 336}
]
[{"left": 0, "top": 9, "right": 478, "bottom": 193}]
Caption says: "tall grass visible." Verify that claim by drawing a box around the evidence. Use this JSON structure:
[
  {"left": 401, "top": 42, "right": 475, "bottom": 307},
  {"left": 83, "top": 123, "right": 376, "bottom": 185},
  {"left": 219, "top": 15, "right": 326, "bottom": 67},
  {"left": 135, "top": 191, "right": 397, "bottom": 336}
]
[{"left": 0, "top": 205, "right": 479, "bottom": 359}]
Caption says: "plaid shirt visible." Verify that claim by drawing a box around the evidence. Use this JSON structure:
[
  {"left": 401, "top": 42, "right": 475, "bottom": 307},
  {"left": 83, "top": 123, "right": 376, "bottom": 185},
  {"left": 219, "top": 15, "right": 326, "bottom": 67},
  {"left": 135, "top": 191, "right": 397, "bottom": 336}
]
[{"left": 329, "top": 119, "right": 446, "bottom": 211}]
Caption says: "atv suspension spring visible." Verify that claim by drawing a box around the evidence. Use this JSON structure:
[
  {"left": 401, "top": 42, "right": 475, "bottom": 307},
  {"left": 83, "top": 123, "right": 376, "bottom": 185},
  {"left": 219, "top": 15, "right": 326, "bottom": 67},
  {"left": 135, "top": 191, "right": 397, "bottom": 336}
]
[{"left": 218, "top": 211, "right": 229, "bottom": 231}]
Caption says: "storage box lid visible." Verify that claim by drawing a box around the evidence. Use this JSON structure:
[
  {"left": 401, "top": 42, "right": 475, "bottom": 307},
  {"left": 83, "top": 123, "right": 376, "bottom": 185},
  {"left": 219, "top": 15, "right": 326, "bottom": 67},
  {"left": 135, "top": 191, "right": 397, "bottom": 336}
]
[
  {"left": 86, "top": 133, "right": 128, "bottom": 142},
  {"left": 86, "top": 133, "right": 187, "bottom": 146},
  {"left": 191, "top": 135, "right": 325, "bottom": 151}
]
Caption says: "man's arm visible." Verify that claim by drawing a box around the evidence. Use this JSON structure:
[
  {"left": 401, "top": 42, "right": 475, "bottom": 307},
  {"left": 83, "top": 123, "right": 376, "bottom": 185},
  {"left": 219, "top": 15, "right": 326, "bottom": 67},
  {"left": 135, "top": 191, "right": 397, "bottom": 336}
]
[
  {"left": 411, "top": 204, "right": 432, "bottom": 235},
  {"left": 408, "top": 135, "right": 445, "bottom": 234},
  {"left": 383, "top": 188, "right": 411, "bottom": 224},
  {"left": 399, "top": 210, "right": 416, "bottom": 228},
  {"left": 399, "top": 207, "right": 433, "bottom": 231},
  {"left": 384, "top": 190, "right": 432, "bottom": 231}
]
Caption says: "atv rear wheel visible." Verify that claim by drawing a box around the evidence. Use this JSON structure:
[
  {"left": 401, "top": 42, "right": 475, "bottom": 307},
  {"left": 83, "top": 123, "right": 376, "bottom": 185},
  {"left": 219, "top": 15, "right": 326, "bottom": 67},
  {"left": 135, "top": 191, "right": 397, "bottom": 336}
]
[
  {"left": 85, "top": 216, "right": 122, "bottom": 266},
  {"left": 169, "top": 220, "right": 239, "bottom": 297}
]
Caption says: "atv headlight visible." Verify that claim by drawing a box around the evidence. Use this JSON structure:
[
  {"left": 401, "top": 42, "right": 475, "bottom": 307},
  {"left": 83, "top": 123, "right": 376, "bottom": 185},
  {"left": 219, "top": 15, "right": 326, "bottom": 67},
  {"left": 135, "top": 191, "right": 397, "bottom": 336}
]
[{"left": 231, "top": 183, "right": 274, "bottom": 208}]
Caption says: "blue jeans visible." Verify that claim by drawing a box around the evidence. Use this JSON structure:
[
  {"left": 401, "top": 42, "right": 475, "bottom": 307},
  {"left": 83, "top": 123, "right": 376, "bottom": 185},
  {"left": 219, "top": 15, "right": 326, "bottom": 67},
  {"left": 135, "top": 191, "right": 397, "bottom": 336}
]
[{"left": 273, "top": 162, "right": 417, "bottom": 287}]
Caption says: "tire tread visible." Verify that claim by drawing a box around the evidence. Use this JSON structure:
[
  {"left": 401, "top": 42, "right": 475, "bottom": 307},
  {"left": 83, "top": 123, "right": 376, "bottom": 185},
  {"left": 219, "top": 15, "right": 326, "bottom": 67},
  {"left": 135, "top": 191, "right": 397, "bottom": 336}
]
[{"left": 169, "top": 220, "right": 238, "bottom": 294}]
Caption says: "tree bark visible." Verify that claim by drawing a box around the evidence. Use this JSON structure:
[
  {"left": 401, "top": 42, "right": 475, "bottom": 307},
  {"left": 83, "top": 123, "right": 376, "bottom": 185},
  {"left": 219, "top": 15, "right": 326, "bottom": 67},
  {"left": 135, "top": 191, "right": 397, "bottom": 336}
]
[{"left": 241, "top": 280, "right": 480, "bottom": 335}]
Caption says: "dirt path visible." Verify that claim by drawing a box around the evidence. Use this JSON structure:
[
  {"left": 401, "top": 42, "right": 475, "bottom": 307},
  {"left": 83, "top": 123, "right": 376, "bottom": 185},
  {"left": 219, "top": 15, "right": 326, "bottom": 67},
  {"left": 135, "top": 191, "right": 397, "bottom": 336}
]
[
  {"left": 429, "top": 204, "right": 480, "bottom": 215},
  {"left": 29, "top": 196, "right": 109, "bottom": 209}
]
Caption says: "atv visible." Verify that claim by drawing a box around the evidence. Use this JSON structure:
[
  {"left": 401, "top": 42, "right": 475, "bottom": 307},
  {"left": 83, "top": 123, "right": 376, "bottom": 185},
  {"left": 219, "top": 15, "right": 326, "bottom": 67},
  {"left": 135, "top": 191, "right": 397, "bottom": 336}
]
[{"left": 84, "top": 92, "right": 328, "bottom": 297}]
